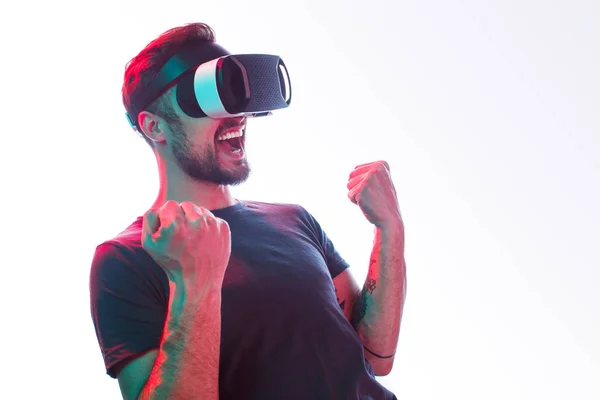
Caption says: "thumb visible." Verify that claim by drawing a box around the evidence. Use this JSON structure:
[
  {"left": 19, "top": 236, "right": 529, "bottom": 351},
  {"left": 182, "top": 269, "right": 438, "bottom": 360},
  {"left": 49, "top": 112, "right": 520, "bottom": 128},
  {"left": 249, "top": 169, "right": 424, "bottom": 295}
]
[
  {"left": 143, "top": 209, "right": 161, "bottom": 237},
  {"left": 348, "top": 185, "right": 362, "bottom": 205}
]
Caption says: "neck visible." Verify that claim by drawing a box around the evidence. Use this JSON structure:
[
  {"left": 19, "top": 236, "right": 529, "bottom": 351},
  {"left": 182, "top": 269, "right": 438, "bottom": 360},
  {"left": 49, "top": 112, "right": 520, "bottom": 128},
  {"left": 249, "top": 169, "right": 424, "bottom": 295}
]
[{"left": 150, "top": 157, "right": 238, "bottom": 213}]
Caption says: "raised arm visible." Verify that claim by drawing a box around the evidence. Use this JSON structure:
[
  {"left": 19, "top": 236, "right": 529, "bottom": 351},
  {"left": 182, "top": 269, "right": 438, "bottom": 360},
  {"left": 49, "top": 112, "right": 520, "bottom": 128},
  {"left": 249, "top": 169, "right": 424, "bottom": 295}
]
[
  {"left": 344, "top": 160, "right": 407, "bottom": 376},
  {"left": 118, "top": 200, "right": 231, "bottom": 400},
  {"left": 118, "top": 277, "right": 222, "bottom": 400}
]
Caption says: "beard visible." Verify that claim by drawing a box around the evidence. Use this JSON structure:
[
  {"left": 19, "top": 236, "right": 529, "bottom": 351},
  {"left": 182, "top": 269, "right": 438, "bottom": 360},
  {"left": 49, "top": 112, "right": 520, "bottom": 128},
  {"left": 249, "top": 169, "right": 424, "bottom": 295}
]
[{"left": 169, "top": 117, "right": 251, "bottom": 186}]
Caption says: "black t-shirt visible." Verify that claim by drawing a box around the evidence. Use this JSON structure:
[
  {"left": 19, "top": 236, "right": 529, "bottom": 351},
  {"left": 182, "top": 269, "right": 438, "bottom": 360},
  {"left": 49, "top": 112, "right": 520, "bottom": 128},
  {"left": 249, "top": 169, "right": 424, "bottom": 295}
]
[{"left": 89, "top": 201, "right": 396, "bottom": 399}]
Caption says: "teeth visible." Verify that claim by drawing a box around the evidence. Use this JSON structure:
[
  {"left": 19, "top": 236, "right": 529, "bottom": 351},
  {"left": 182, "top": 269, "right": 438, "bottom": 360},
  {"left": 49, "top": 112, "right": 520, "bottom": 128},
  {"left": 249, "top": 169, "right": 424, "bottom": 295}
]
[{"left": 217, "top": 129, "right": 244, "bottom": 141}]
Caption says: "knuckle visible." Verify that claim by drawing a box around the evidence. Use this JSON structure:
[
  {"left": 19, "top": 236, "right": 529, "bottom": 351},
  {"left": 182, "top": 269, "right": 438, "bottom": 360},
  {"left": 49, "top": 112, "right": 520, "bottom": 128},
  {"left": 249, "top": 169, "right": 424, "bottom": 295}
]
[
  {"left": 181, "top": 202, "right": 202, "bottom": 220},
  {"left": 214, "top": 217, "right": 227, "bottom": 229},
  {"left": 194, "top": 205, "right": 209, "bottom": 215},
  {"left": 180, "top": 201, "right": 195, "bottom": 210},
  {"left": 202, "top": 208, "right": 216, "bottom": 218},
  {"left": 187, "top": 215, "right": 201, "bottom": 226},
  {"left": 200, "top": 214, "right": 214, "bottom": 227},
  {"left": 163, "top": 200, "right": 179, "bottom": 209}
]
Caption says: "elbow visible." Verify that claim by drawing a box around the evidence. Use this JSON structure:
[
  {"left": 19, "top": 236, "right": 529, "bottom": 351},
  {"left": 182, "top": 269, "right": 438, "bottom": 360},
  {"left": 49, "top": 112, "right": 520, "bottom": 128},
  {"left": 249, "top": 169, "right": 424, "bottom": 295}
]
[
  {"left": 370, "top": 358, "right": 394, "bottom": 377},
  {"left": 373, "top": 365, "right": 393, "bottom": 377}
]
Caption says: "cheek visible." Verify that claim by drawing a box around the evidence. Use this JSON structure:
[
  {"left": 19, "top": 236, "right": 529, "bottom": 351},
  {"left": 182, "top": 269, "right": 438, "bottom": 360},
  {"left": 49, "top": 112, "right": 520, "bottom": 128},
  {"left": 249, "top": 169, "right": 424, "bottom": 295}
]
[
  {"left": 184, "top": 114, "right": 219, "bottom": 129},
  {"left": 185, "top": 119, "right": 221, "bottom": 145}
]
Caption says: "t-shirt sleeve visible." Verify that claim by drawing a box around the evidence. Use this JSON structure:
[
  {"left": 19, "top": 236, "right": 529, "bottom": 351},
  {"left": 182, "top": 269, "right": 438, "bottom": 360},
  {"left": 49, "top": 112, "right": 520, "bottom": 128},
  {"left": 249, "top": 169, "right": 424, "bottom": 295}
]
[
  {"left": 89, "top": 242, "right": 167, "bottom": 378},
  {"left": 299, "top": 206, "right": 351, "bottom": 278}
]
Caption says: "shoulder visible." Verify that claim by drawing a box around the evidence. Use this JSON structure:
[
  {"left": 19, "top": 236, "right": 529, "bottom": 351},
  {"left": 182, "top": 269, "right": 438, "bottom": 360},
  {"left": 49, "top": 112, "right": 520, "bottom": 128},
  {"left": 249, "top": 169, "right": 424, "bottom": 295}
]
[
  {"left": 90, "top": 217, "right": 161, "bottom": 288},
  {"left": 91, "top": 218, "right": 142, "bottom": 269}
]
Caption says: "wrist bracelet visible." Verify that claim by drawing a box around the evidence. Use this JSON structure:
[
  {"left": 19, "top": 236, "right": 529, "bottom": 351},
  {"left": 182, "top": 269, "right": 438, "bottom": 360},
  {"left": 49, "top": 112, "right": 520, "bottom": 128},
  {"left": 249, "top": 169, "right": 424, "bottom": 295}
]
[{"left": 363, "top": 345, "right": 396, "bottom": 359}]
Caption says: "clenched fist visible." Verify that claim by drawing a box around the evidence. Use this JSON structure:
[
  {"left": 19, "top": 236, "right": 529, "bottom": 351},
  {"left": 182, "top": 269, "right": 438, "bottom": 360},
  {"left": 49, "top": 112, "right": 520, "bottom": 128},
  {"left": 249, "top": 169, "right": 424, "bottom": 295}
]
[
  {"left": 347, "top": 160, "right": 403, "bottom": 230},
  {"left": 142, "top": 200, "right": 232, "bottom": 286}
]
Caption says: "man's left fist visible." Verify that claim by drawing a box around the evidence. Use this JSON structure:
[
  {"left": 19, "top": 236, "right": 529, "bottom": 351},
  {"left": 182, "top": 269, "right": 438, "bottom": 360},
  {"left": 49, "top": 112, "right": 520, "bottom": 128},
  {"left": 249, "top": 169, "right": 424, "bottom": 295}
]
[{"left": 347, "top": 160, "right": 403, "bottom": 229}]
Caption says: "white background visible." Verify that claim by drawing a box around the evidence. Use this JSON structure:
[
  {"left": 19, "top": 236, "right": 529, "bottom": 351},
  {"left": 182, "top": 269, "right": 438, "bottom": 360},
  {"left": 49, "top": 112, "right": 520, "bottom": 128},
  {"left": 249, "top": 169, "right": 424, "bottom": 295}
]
[{"left": 1, "top": 0, "right": 599, "bottom": 399}]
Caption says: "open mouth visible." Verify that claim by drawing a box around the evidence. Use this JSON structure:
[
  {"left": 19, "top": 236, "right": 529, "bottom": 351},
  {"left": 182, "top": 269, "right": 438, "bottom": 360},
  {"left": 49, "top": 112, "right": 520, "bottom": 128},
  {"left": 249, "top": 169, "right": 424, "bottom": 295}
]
[{"left": 215, "top": 126, "right": 245, "bottom": 156}]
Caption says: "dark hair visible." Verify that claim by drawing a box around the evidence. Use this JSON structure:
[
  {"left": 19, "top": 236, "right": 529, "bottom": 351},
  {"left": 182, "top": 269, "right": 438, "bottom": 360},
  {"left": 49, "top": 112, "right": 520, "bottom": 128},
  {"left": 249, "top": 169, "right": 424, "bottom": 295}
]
[{"left": 121, "top": 23, "right": 216, "bottom": 145}]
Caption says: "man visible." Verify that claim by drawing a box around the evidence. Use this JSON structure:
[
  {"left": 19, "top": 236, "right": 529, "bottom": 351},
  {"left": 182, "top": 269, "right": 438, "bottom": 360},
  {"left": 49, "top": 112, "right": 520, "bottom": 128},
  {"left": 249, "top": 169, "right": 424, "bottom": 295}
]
[{"left": 90, "top": 22, "right": 407, "bottom": 400}]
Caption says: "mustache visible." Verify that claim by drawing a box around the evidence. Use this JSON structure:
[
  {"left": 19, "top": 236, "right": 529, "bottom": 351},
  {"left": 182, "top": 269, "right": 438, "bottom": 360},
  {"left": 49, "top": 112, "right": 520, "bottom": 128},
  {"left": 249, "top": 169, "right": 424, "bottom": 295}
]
[{"left": 216, "top": 117, "right": 246, "bottom": 135}]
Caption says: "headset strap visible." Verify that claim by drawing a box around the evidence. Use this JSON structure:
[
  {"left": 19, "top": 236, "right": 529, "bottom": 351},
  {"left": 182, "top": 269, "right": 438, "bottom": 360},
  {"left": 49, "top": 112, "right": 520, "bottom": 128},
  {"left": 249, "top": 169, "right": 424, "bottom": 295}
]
[{"left": 126, "top": 41, "right": 230, "bottom": 129}]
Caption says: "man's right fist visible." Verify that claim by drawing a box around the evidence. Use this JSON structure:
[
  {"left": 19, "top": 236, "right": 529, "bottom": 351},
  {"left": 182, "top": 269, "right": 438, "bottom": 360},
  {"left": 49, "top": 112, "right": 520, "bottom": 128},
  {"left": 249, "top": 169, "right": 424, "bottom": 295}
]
[{"left": 142, "top": 200, "right": 232, "bottom": 285}]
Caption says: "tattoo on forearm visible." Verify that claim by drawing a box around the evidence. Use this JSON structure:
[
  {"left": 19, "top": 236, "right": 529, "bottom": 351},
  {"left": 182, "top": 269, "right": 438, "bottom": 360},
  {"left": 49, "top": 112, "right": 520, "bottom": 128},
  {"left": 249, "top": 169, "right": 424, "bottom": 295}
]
[
  {"left": 350, "top": 259, "right": 377, "bottom": 327},
  {"left": 366, "top": 259, "right": 377, "bottom": 294},
  {"left": 365, "top": 277, "right": 377, "bottom": 294},
  {"left": 350, "top": 288, "right": 368, "bottom": 327}
]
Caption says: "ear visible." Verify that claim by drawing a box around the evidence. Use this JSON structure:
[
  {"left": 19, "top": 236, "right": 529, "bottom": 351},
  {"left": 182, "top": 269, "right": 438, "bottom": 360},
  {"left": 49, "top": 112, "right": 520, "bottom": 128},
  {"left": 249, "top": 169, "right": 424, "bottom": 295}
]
[{"left": 138, "top": 111, "right": 167, "bottom": 143}]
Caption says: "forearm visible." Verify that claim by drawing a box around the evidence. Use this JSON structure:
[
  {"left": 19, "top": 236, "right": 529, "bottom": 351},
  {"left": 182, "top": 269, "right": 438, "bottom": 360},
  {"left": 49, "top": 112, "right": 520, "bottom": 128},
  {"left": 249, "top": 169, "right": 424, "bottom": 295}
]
[
  {"left": 351, "top": 223, "right": 406, "bottom": 368},
  {"left": 139, "top": 278, "right": 221, "bottom": 400}
]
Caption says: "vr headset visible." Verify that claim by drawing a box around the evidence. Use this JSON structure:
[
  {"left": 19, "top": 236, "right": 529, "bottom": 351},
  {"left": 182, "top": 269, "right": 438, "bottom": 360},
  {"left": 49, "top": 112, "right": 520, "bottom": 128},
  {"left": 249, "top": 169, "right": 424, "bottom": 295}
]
[{"left": 125, "top": 41, "right": 292, "bottom": 132}]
